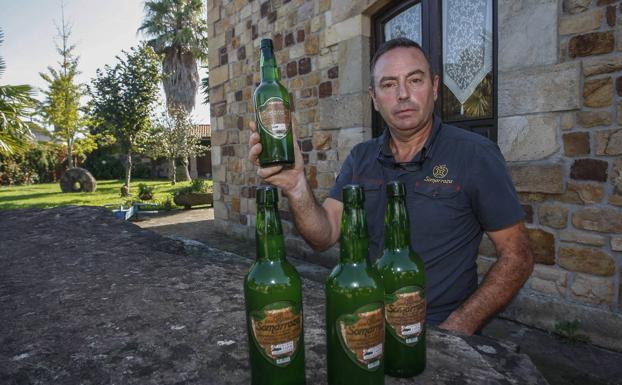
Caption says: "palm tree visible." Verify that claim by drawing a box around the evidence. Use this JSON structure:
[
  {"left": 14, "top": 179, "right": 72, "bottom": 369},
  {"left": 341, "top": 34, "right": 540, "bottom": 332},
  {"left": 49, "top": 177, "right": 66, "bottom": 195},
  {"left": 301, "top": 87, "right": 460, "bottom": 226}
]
[
  {"left": 138, "top": 0, "right": 209, "bottom": 113},
  {"left": 0, "top": 28, "right": 39, "bottom": 155}
]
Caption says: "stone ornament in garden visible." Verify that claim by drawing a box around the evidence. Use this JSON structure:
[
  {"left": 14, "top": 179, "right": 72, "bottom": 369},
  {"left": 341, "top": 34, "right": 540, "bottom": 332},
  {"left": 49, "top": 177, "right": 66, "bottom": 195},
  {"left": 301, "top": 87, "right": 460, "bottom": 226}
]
[{"left": 59, "top": 167, "right": 97, "bottom": 193}]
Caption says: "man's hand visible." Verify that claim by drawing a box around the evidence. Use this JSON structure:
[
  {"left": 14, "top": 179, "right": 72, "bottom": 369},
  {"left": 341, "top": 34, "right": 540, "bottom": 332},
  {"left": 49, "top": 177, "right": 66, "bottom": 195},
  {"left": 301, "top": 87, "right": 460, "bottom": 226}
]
[
  {"left": 438, "top": 222, "right": 534, "bottom": 335},
  {"left": 249, "top": 121, "right": 307, "bottom": 198}
]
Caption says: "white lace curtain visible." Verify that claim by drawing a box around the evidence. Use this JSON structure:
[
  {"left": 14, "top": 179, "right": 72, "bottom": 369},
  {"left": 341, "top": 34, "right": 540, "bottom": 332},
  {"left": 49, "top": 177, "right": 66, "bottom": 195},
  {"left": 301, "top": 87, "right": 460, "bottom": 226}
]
[
  {"left": 384, "top": 3, "right": 422, "bottom": 44},
  {"left": 443, "top": 0, "right": 492, "bottom": 115}
]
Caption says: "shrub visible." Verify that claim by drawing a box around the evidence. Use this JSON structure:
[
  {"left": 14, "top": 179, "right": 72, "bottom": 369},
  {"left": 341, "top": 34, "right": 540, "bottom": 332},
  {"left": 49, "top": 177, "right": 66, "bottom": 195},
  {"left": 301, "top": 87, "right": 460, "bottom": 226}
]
[
  {"left": 173, "top": 178, "right": 211, "bottom": 196},
  {"left": 137, "top": 183, "right": 155, "bottom": 200}
]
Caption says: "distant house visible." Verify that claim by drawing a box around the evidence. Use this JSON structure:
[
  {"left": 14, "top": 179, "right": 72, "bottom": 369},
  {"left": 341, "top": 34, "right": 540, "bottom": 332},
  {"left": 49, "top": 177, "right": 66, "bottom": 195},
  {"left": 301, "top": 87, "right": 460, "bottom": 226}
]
[{"left": 189, "top": 123, "right": 211, "bottom": 179}]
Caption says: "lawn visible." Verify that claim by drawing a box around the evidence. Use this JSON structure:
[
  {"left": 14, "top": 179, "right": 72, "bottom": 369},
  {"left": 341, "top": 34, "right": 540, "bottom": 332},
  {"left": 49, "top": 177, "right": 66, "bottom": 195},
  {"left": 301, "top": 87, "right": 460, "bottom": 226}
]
[{"left": 0, "top": 179, "right": 200, "bottom": 210}]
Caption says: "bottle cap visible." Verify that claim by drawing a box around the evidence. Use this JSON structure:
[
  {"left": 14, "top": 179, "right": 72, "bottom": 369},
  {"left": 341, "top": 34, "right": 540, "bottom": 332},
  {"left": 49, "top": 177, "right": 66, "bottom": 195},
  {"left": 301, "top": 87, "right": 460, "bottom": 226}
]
[
  {"left": 342, "top": 184, "right": 364, "bottom": 205},
  {"left": 386, "top": 180, "right": 406, "bottom": 197},
  {"left": 256, "top": 185, "right": 278, "bottom": 205},
  {"left": 260, "top": 38, "right": 273, "bottom": 49}
]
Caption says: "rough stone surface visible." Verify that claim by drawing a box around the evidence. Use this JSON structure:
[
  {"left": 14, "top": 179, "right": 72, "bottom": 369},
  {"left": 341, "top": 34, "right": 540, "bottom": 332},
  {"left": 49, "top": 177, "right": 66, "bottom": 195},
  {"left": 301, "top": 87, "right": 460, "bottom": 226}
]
[
  {"left": 0, "top": 207, "right": 549, "bottom": 385},
  {"left": 568, "top": 182, "right": 605, "bottom": 204},
  {"left": 559, "top": 246, "right": 616, "bottom": 276},
  {"left": 509, "top": 164, "right": 565, "bottom": 193},
  {"left": 595, "top": 129, "right": 622, "bottom": 155},
  {"left": 478, "top": 233, "right": 497, "bottom": 257},
  {"left": 611, "top": 237, "right": 622, "bottom": 251},
  {"left": 583, "top": 78, "right": 613, "bottom": 108},
  {"left": 499, "top": 0, "right": 557, "bottom": 71},
  {"left": 319, "top": 93, "right": 371, "bottom": 130},
  {"left": 562, "top": 0, "right": 592, "bottom": 14},
  {"left": 538, "top": 204, "right": 569, "bottom": 229},
  {"left": 498, "top": 114, "right": 559, "bottom": 161},
  {"left": 527, "top": 228, "right": 556, "bottom": 265},
  {"left": 563, "top": 132, "right": 590, "bottom": 156},
  {"left": 571, "top": 273, "right": 615, "bottom": 305},
  {"left": 560, "top": 230, "right": 606, "bottom": 246},
  {"left": 559, "top": 8, "right": 604, "bottom": 35},
  {"left": 59, "top": 167, "right": 97, "bottom": 193},
  {"left": 570, "top": 159, "right": 608, "bottom": 182},
  {"left": 612, "top": 157, "right": 622, "bottom": 194},
  {"left": 499, "top": 62, "right": 580, "bottom": 116},
  {"left": 568, "top": 31, "right": 615, "bottom": 58},
  {"left": 583, "top": 56, "right": 622, "bottom": 76},
  {"left": 573, "top": 207, "right": 622, "bottom": 233},
  {"left": 576, "top": 111, "right": 612, "bottom": 127},
  {"left": 528, "top": 265, "right": 568, "bottom": 296}
]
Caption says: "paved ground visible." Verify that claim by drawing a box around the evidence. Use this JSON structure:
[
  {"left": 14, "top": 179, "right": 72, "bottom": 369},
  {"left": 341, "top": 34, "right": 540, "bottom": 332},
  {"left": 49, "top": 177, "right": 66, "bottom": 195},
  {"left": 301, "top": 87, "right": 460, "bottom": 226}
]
[{"left": 135, "top": 208, "right": 622, "bottom": 385}]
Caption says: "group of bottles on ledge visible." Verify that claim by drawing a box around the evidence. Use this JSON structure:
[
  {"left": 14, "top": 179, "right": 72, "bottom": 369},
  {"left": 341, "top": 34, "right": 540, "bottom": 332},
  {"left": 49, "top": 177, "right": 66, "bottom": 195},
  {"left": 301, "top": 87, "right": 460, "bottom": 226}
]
[{"left": 244, "top": 181, "right": 427, "bottom": 385}]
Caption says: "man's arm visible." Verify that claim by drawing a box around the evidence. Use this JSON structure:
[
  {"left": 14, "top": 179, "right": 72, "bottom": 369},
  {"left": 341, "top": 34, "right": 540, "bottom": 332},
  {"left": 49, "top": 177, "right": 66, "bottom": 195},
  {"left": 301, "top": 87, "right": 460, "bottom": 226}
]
[
  {"left": 249, "top": 122, "right": 341, "bottom": 250},
  {"left": 439, "top": 222, "right": 534, "bottom": 335}
]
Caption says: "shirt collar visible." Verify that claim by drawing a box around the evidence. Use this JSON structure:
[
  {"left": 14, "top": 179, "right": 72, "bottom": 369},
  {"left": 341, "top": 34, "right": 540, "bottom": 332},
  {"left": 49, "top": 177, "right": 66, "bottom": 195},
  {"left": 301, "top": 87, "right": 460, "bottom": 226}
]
[{"left": 378, "top": 115, "right": 442, "bottom": 162}]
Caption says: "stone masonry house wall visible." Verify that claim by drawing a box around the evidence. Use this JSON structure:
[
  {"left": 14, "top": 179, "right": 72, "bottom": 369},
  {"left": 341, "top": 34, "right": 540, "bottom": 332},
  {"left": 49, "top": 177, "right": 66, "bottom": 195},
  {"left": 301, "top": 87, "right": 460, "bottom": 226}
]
[{"left": 207, "top": 0, "right": 622, "bottom": 350}]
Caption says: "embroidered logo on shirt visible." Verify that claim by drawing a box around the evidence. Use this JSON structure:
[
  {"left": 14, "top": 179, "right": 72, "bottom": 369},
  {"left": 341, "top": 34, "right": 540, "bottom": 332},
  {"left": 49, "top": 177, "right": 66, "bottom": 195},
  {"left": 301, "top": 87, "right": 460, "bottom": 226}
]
[{"left": 424, "top": 164, "right": 454, "bottom": 184}]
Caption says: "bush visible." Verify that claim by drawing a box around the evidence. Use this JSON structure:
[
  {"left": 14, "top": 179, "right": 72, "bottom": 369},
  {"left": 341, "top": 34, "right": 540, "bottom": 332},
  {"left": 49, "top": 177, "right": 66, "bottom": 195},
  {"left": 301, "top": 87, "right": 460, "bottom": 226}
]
[
  {"left": 173, "top": 178, "right": 211, "bottom": 196},
  {"left": 84, "top": 152, "right": 125, "bottom": 180},
  {"left": 137, "top": 183, "right": 155, "bottom": 200},
  {"left": 132, "top": 161, "right": 152, "bottom": 179},
  {"left": 0, "top": 142, "right": 63, "bottom": 185}
]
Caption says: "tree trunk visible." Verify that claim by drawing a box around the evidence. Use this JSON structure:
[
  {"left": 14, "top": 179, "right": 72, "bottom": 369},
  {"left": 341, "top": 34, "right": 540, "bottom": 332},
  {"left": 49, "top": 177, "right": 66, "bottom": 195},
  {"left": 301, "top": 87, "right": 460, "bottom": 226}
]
[
  {"left": 67, "top": 139, "right": 74, "bottom": 168},
  {"left": 122, "top": 148, "right": 132, "bottom": 197},
  {"left": 169, "top": 158, "right": 176, "bottom": 185},
  {"left": 182, "top": 157, "right": 191, "bottom": 181}
]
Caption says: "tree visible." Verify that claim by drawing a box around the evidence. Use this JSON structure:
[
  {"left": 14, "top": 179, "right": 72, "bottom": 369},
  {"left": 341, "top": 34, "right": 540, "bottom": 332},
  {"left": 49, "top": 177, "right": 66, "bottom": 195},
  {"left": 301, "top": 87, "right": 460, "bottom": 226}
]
[
  {"left": 139, "top": 0, "right": 209, "bottom": 112},
  {"left": 0, "top": 28, "right": 39, "bottom": 155},
  {"left": 89, "top": 44, "right": 161, "bottom": 196},
  {"left": 40, "top": 6, "right": 85, "bottom": 168},
  {"left": 142, "top": 106, "right": 208, "bottom": 184}
]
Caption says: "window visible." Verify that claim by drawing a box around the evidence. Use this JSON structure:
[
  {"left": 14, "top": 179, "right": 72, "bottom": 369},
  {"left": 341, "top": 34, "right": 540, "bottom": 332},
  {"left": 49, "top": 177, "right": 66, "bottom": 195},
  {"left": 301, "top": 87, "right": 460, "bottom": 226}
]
[{"left": 371, "top": 0, "right": 498, "bottom": 141}]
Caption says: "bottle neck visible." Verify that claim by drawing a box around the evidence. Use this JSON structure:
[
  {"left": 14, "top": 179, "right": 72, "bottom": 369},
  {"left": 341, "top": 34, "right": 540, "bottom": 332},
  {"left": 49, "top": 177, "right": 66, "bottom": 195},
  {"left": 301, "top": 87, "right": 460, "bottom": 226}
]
[
  {"left": 260, "top": 47, "right": 279, "bottom": 82},
  {"left": 384, "top": 195, "right": 411, "bottom": 251},
  {"left": 256, "top": 203, "right": 285, "bottom": 261},
  {"left": 340, "top": 203, "right": 369, "bottom": 264}
]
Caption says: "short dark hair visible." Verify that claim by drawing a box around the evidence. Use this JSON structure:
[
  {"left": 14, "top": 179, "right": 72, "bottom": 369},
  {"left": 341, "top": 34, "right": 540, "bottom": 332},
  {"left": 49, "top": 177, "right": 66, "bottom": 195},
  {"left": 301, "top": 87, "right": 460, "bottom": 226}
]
[{"left": 369, "top": 38, "right": 434, "bottom": 90}]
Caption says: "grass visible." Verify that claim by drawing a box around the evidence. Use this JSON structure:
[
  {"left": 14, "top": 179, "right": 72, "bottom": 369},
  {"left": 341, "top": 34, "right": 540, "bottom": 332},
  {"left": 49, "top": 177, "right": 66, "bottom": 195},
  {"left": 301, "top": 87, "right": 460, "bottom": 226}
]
[{"left": 0, "top": 179, "right": 210, "bottom": 210}]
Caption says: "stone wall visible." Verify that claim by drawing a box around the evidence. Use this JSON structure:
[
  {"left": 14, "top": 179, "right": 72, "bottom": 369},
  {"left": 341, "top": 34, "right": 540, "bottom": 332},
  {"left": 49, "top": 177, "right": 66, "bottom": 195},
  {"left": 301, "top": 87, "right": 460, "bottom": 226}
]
[{"left": 207, "top": 0, "right": 622, "bottom": 349}]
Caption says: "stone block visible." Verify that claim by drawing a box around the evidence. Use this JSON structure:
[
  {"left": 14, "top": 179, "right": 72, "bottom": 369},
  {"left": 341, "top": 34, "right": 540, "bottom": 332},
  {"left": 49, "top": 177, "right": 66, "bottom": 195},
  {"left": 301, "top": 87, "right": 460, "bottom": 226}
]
[
  {"left": 476, "top": 256, "right": 495, "bottom": 276},
  {"left": 570, "top": 159, "right": 608, "bottom": 181},
  {"left": 573, "top": 207, "right": 622, "bottom": 233},
  {"left": 209, "top": 64, "right": 229, "bottom": 87},
  {"left": 324, "top": 15, "right": 370, "bottom": 47},
  {"left": 570, "top": 273, "right": 614, "bottom": 305},
  {"left": 606, "top": 5, "right": 616, "bottom": 26},
  {"left": 563, "top": 132, "right": 590, "bottom": 156},
  {"left": 559, "top": 8, "right": 605, "bottom": 35},
  {"left": 528, "top": 265, "right": 568, "bottom": 296},
  {"left": 478, "top": 233, "right": 497, "bottom": 257},
  {"left": 560, "top": 112, "right": 575, "bottom": 130},
  {"left": 560, "top": 230, "right": 606, "bottom": 246},
  {"left": 538, "top": 203, "right": 569, "bottom": 229},
  {"left": 583, "top": 57, "right": 622, "bottom": 77},
  {"left": 583, "top": 78, "right": 613, "bottom": 108},
  {"left": 498, "top": 114, "right": 559, "bottom": 161},
  {"left": 509, "top": 164, "right": 564, "bottom": 193},
  {"left": 612, "top": 157, "right": 622, "bottom": 193},
  {"left": 336, "top": 126, "right": 370, "bottom": 161},
  {"left": 319, "top": 81, "right": 332, "bottom": 98},
  {"left": 563, "top": 0, "right": 591, "bottom": 14},
  {"left": 611, "top": 237, "right": 622, "bottom": 251},
  {"left": 559, "top": 246, "right": 616, "bottom": 276},
  {"left": 522, "top": 204, "right": 534, "bottom": 223},
  {"left": 595, "top": 129, "right": 622, "bottom": 155},
  {"left": 312, "top": 131, "right": 332, "bottom": 150},
  {"left": 576, "top": 111, "right": 612, "bottom": 127},
  {"left": 499, "top": 0, "right": 557, "bottom": 71},
  {"left": 617, "top": 76, "right": 622, "bottom": 96},
  {"left": 304, "top": 35, "right": 320, "bottom": 56},
  {"left": 499, "top": 62, "right": 580, "bottom": 117},
  {"left": 338, "top": 36, "right": 370, "bottom": 95},
  {"left": 319, "top": 93, "right": 371, "bottom": 129},
  {"left": 567, "top": 182, "right": 604, "bottom": 204},
  {"left": 527, "top": 228, "right": 556, "bottom": 265},
  {"left": 569, "top": 31, "right": 615, "bottom": 58}
]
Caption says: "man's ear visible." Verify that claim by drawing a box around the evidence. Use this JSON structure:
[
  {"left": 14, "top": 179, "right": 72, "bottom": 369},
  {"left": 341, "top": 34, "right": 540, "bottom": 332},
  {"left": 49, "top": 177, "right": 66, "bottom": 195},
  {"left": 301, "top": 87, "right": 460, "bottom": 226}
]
[{"left": 368, "top": 86, "right": 378, "bottom": 111}]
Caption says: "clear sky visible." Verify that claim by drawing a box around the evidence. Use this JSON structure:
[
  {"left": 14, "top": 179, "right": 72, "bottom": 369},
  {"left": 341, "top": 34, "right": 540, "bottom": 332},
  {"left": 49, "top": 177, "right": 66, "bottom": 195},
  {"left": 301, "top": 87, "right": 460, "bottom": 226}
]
[{"left": 0, "top": 0, "right": 210, "bottom": 124}]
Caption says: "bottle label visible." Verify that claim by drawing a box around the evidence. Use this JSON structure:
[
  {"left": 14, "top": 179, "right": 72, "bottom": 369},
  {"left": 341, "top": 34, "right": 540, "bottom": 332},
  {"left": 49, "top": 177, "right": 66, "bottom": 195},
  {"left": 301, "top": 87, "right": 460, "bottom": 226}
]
[
  {"left": 337, "top": 302, "right": 384, "bottom": 371},
  {"left": 250, "top": 301, "right": 302, "bottom": 367},
  {"left": 385, "top": 286, "right": 426, "bottom": 346},
  {"left": 258, "top": 97, "right": 291, "bottom": 139}
]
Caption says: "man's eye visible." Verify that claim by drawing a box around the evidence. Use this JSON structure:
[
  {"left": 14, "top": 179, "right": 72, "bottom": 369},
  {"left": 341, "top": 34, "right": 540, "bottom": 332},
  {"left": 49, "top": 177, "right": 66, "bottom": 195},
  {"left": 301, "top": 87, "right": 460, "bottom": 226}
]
[
  {"left": 381, "top": 83, "right": 396, "bottom": 89},
  {"left": 410, "top": 78, "right": 422, "bottom": 84}
]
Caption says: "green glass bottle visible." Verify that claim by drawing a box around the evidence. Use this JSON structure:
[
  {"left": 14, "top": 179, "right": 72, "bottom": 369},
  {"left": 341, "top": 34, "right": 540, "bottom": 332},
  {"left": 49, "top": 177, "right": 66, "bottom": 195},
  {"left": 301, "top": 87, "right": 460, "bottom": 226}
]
[
  {"left": 375, "top": 181, "right": 426, "bottom": 377},
  {"left": 325, "top": 184, "right": 385, "bottom": 385},
  {"left": 244, "top": 186, "right": 305, "bottom": 385},
  {"left": 254, "top": 38, "right": 295, "bottom": 167}
]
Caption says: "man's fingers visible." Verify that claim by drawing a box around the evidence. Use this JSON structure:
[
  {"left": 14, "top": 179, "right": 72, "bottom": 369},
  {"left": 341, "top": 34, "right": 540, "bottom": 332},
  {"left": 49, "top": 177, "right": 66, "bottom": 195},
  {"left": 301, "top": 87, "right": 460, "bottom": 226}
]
[
  {"left": 257, "top": 165, "right": 284, "bottom": 180},
  {"left": 249, "top": 121, "right": 257, "bottom": 133},
  {"left": 249, "top": 142, "right": 262, "bottom": 164},
  {"left": 249, "top": 132, "right": 260, "bottom": 146}
]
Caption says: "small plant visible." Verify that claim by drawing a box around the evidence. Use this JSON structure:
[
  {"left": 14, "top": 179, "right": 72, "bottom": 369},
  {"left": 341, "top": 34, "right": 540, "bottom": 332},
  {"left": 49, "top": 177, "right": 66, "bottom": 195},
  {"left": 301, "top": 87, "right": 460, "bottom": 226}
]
[
  {"left": 138, "top": 183, "right": 155, "bottom": 200},
  {"left": 173, "top": 178, "right": 211, "bottom": 196},
  {"left": 554, "top": 320, "right": 590, "bottom": 344},
  {"left": 160, "top": 195, "right": 173, "bottom": 211}
]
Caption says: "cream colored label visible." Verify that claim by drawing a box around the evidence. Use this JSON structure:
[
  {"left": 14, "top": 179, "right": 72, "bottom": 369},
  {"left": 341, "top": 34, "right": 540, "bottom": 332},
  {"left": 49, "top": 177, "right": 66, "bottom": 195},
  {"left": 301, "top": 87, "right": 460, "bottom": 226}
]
[
  {"left": 258, "top": 97, "right": 291, "bottom": 139},
  {"left": 251, "top": 301, "right": 302, "bottom": 366},
  {"left": 385, "top": 286, "right": 426, "bottom": 346},
  {"left": 337, "top": 303, "right": 384, "bottom": 371}
]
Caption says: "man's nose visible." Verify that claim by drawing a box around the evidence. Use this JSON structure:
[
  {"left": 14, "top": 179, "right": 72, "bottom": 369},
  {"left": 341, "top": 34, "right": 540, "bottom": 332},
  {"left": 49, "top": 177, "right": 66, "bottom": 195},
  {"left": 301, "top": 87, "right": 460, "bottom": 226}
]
[{"left": 397, "top": 81, "right": 410, "bottom": 100}]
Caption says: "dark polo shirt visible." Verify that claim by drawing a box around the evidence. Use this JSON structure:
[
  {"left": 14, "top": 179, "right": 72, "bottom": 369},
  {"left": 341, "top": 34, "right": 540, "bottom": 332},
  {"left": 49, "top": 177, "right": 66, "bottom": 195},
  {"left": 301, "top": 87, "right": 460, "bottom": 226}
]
[{"left": 328, "top": 116, "right": 524, "bottom": 324}]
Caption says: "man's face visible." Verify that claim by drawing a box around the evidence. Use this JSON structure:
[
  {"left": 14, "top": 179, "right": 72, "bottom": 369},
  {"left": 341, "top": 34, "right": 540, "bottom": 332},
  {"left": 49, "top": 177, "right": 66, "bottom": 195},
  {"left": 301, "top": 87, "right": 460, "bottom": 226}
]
[{"left": 369, "top": 47, "right": 439, "bottom": 135}]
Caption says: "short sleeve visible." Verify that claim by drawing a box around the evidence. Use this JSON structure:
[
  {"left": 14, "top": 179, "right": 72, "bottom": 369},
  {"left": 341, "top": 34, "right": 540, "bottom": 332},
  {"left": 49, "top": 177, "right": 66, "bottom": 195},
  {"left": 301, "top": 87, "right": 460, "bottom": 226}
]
[
  {"left": 328, "top": 154, "right": 355, "bottom": 202},
  {"left": 467, "top": 141, "right": 524, "bottom": 231}
]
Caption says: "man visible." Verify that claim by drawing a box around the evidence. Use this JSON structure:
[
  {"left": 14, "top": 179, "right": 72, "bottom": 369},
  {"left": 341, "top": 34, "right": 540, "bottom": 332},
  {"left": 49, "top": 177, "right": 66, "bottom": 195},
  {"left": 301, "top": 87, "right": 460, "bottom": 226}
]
[{"left": 248, "top": 38, "right": 534, "bottom": 335}]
